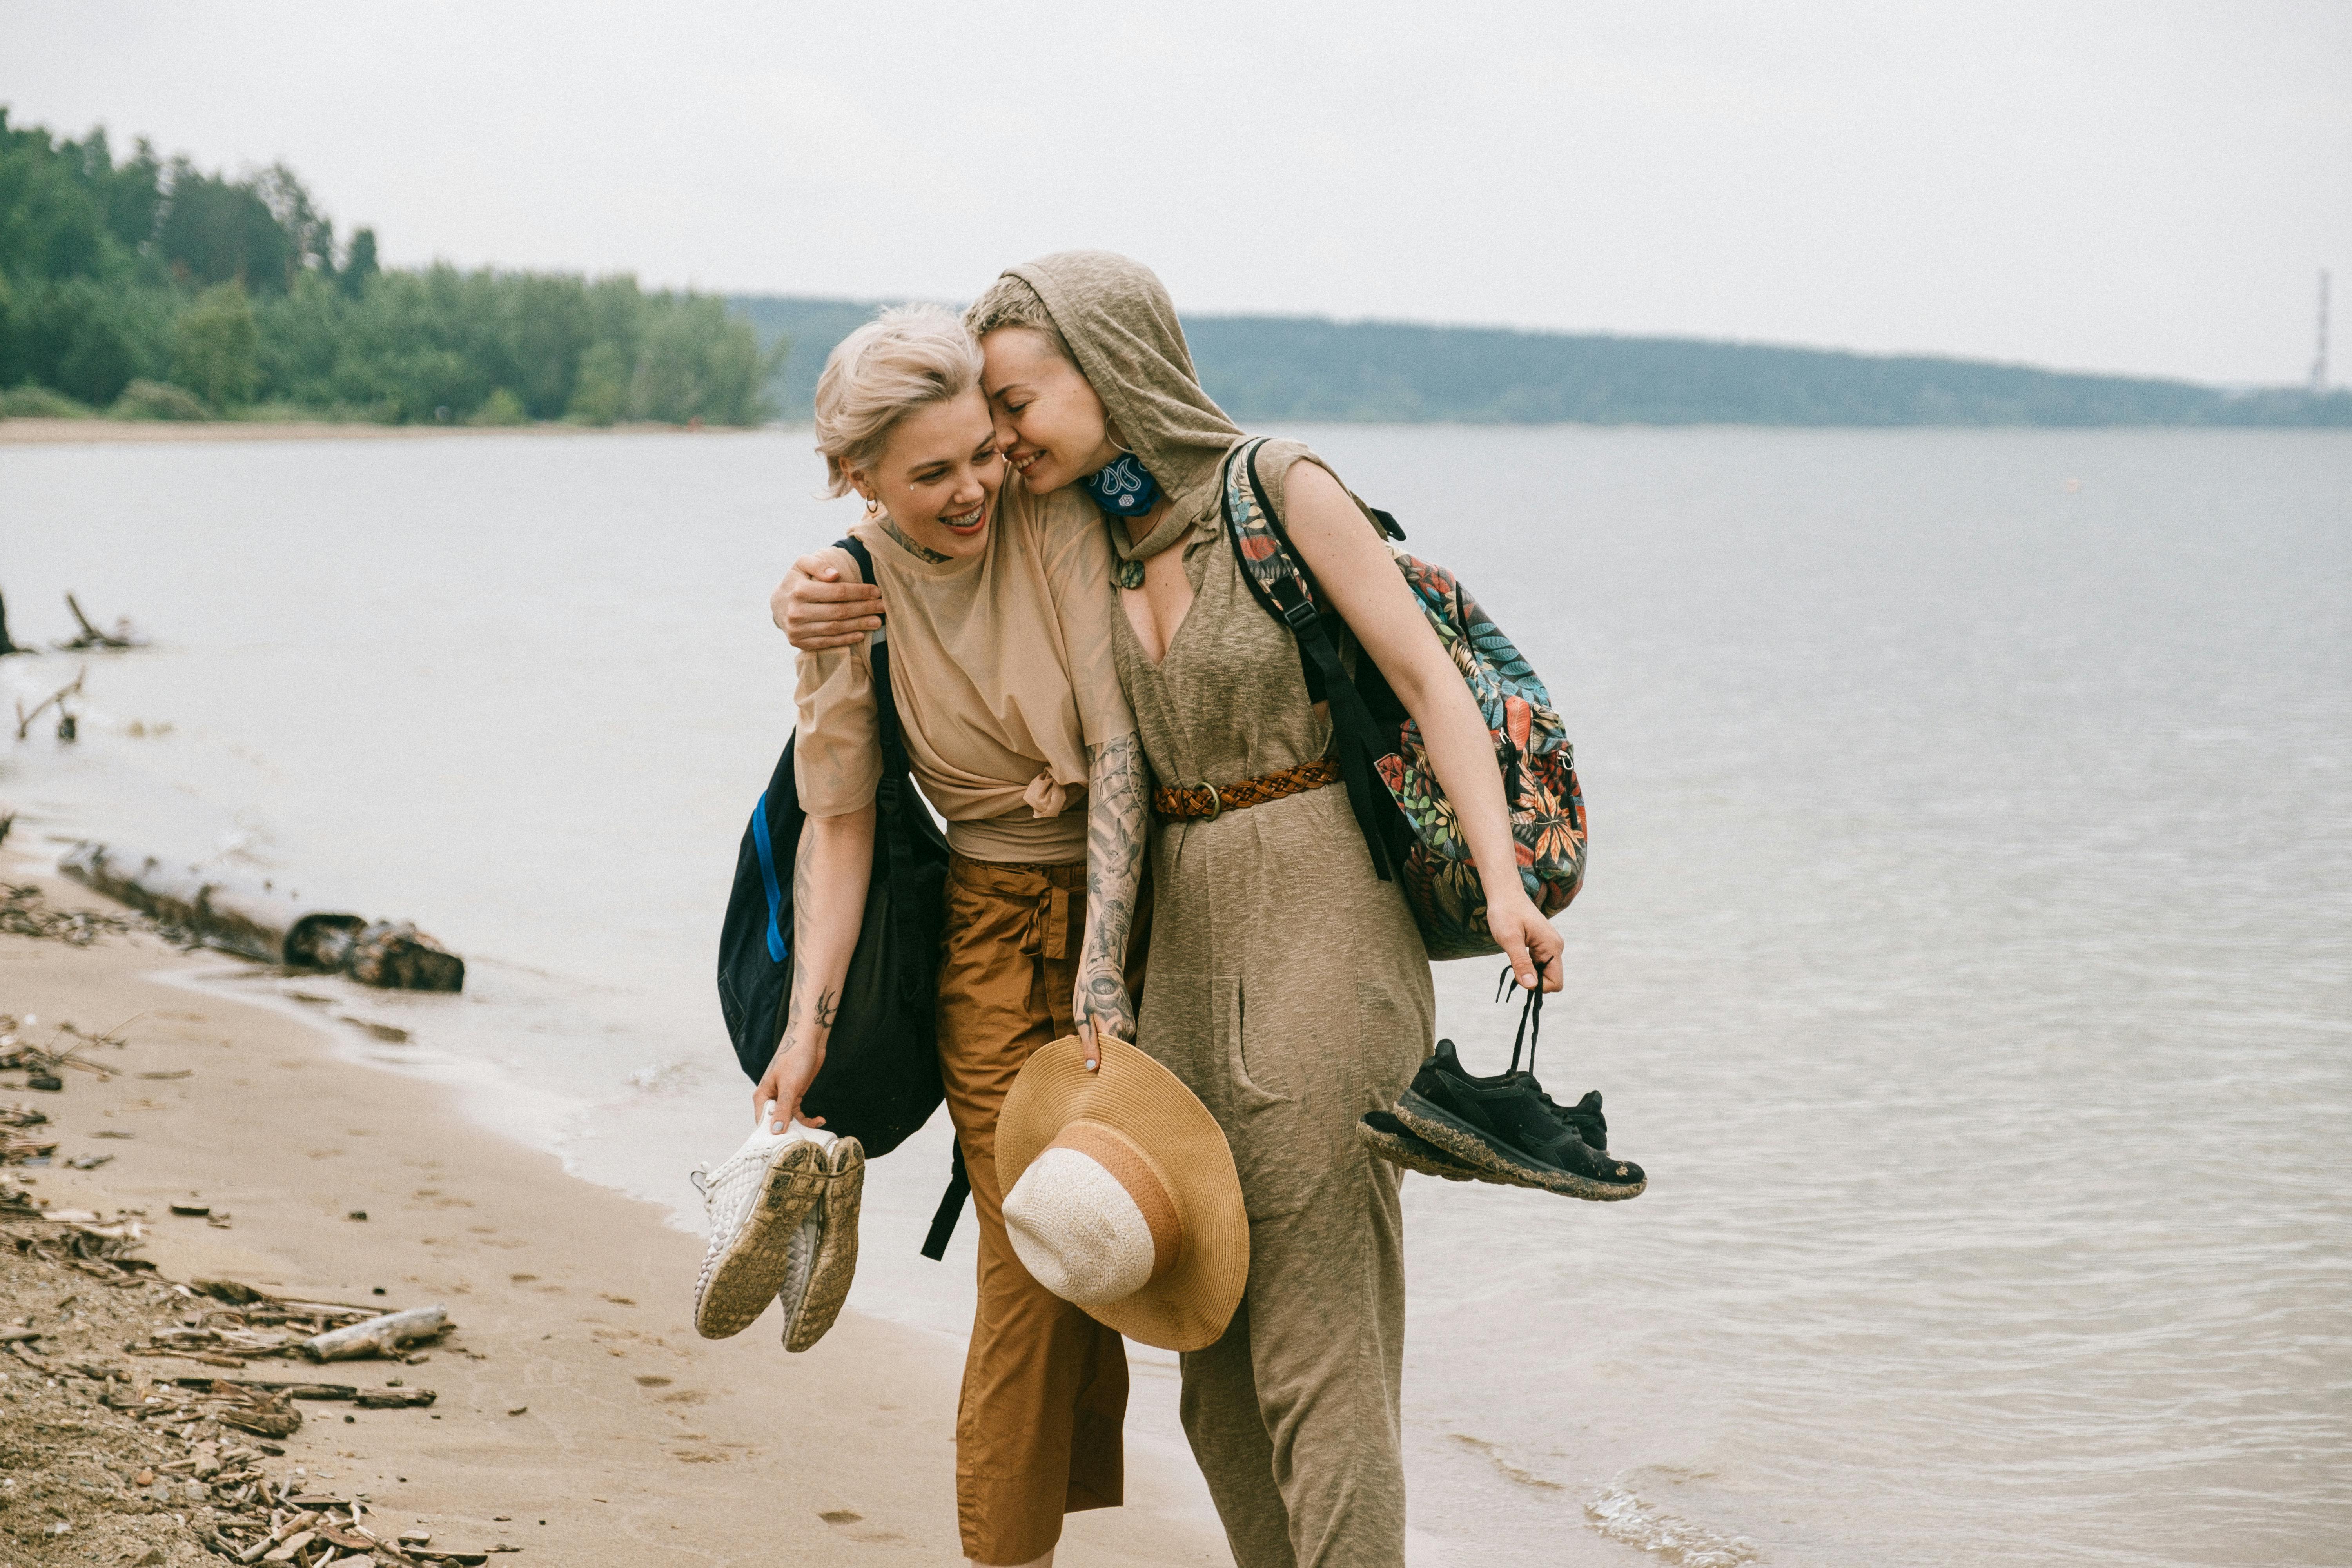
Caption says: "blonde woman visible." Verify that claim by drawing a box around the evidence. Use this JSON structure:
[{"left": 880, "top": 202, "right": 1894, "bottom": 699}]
[{"left": 759, "top": 305, "right": 1149, "bottom": 1568}]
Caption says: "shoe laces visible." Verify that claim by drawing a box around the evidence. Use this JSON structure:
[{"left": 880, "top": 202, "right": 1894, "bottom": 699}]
[
  {"left": 1492, "top": 961, "right": 1548, "bottom": 1080},
  {"left": 1492, "top": 960, "right": 1603, "bottom": 1144}
]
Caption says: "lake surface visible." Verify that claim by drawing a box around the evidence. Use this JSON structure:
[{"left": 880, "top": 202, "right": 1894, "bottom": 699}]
[{"left": 4, "top": 425, "right": 2346, "bottom": 1566}]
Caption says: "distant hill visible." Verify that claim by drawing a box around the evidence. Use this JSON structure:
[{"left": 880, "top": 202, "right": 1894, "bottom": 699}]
[{"left": 728, "top": 294, "right": 2350, "bottom": 428}]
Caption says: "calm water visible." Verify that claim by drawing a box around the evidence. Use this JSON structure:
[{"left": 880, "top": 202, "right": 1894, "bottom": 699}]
[{"left": 4, "top": 426, "right": 2346, "bottom": 1566}]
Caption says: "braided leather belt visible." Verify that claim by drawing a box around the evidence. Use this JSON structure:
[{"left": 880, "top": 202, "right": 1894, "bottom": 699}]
[{"left": 1151, "top": 754, "right": 1342, "bottom": 821}]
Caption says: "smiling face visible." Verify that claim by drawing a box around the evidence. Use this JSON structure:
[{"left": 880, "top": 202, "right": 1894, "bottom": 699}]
[
  {"left": 846, "top": 387, "right": 1004, "bottom": 559},
  {"left": 980, "top": 327, "right": 1124, "bottom": 495}
]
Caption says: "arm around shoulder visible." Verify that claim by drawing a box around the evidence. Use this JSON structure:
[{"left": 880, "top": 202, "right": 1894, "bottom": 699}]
[{"left": 776, "top": 544, "right": 886, "bottom": 650}]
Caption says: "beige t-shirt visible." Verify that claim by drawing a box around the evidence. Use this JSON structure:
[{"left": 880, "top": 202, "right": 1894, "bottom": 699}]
[{"left": 793, "top": 485, "right": 1136, "bottom": 864}]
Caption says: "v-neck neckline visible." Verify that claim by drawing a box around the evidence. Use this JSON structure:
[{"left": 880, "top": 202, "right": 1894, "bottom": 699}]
[{"left": 1118, "top": 535, "right": 1213, "bottom": 673}]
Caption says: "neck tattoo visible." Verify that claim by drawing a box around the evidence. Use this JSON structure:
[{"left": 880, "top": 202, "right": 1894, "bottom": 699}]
[{"left": 880, "top": 514, "right": 951, "bottom": 564}]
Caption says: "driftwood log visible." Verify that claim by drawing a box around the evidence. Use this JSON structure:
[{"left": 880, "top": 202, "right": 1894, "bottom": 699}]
[
  {"left": 298, "top": 1305, "right": 449, "bottom": 1363},
  {"left": 60, "top": 842, "right": 465, "bottom": 991},
  {"left": 56, "top": 591, "right": 142, "bottom": 651}
]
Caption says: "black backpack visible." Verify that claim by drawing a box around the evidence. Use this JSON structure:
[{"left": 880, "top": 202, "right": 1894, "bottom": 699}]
[{"left": 716, "top": 537, "right": 971, "bottom": 1254}]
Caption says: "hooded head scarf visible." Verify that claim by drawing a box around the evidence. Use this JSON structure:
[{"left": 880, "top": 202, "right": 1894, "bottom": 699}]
[{"left": 1004, "top": 251, "right": 1243, "bottom": 564}]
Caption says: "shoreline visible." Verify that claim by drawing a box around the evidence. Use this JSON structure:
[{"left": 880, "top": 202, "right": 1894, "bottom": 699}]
[
  {"left": 0, "top": 844, "right": 1228, "bottom": 1564},
  {"left": 0, "top": 419, "right": 768, "bottom": 446}
]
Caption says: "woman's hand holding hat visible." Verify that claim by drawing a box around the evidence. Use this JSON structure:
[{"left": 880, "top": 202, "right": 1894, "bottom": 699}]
[
  {"left": 1073, "top": 968, "right": 1135, "bottom": 1072},
  {"left": 997, "top": 1035, "right": 1247, "bottom": 1352}
]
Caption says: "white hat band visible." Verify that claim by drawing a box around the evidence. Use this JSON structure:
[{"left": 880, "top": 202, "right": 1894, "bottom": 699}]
[{"left": 1005, "top": 1146, "right": 1158, "bottom": 1306}]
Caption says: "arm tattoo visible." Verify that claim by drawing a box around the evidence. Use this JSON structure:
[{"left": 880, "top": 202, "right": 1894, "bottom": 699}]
[
  {"left": 814, "top": 988, "right": 839, "bottom": 1033},
  {"left": 1078, "top": 732, "right": 1148, "bottom": 1040},
  {"left": 782, "top": 831, "right": 814, "bottom": 1055},
  {"left": 880, "top": 515, "right": 951, "bottom": 564}
]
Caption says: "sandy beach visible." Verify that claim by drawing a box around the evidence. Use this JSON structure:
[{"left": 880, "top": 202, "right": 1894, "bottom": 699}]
[{"left": 0, "top": 842, "right": 1228, "bottom": 1565}]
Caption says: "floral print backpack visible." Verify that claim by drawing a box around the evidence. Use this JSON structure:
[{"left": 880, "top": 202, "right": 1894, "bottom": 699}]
[{"left": 1221, "top": 437, "right": 1587, "bottom": 960}]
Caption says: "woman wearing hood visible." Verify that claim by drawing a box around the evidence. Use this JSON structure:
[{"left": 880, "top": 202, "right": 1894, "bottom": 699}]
[{"left": 780, "top": 254, "right": 1563, "bottom": 1568}]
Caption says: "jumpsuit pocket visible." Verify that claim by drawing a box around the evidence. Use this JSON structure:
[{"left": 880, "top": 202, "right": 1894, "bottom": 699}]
[{"left": 1216, "top": 974, "right": 1311, "bottom": 1222}]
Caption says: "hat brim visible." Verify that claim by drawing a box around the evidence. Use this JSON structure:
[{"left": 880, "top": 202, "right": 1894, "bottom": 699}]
[{"left": 998, "top": 1036, "right": 1248, "bottom": 1352}]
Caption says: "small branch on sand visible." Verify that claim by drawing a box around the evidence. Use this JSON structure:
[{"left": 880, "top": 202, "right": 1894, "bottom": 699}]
[
  {"left": 300, "top": 1305, "right": 451, "bottom": 1363},
  {"left": 55, "top": 592, "right": 144, "bottom": 651},
  {"left": 0, "top": 882, "right": 156, "bottom": 946},
  {"left": 0, "top": 587, "right": 23, "bottom": 656},
  {"left": 13, "top": 666, "right": 87, "bottom": 741}
]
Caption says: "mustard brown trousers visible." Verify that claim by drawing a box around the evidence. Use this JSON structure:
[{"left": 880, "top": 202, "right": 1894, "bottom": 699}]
[{"left": 937, "top": 854, "right": 1147, "bottom": 1566}]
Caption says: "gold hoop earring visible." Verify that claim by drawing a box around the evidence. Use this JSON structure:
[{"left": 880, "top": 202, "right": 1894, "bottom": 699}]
[{"left": 863, "top": 497, "right": 882, "bottom": 517}]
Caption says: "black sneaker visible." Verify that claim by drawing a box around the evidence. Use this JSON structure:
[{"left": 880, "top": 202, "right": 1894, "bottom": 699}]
[
  {"left": 1548, "top": 1088, "right": 1610, "bottom": 1155},
  {"left": 1394, "top": 1039, "right": 1645, "bottom": 1201},
  {"left": 1356, "top": 1109, "right": 1484, "bottom": 1181}
]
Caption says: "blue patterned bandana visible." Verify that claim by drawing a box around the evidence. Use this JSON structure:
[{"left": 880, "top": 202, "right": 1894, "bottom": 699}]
[{"left": 1083, "top": 452, "right": 1161, "bottom": 519}]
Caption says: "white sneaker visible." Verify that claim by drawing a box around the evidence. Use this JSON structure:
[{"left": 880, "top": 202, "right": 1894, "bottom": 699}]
[
  {"left": 780, "top": 1137, "right": 864, "bottom": 1353},
  {"left": 690, "top": 1121, "right": 831, "bottom": 1340}
]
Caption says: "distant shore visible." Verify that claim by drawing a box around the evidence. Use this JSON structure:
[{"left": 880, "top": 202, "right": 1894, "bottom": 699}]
[{"left": 0, "top": 418, "right": 759, "bottom": 446}]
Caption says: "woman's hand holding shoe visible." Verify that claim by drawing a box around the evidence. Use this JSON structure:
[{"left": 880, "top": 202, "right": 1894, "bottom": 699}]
[
  {"left": 1485, "top": 889, "right": 1564, "bottom": 993},
  {"left": 753, "top": 1041, "right": 827, "bottom": 1133}
]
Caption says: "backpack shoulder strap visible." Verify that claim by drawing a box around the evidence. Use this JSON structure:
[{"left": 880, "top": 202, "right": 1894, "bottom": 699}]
[
  {"left": 836, "top": 538, "right": 964, "bottom": 1254},
  {"left": 1221, "top": 438, "right": 1312, "bottom": 622},
  {"left": 1216, "top": 444, "right": 1406, "bottom": 881}
]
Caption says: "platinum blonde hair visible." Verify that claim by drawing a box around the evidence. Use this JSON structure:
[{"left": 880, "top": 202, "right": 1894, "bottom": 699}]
[
  {"left": 813, "top": 304, "right": 985, "bottom": 497},
  {"left": 964, "top": 274, "right": 1076, "bottom": 365}
]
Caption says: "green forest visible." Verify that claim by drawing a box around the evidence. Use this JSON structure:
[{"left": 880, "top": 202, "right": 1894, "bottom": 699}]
[
  {"left": 731, "top": 296, "right": 2352, "bottom": 428},
  {"left": 7, "top": 107, "right": 2337, "bottom": 432},
  {"left": 0, "top": 110, "right": 776, "bottom": 426}
]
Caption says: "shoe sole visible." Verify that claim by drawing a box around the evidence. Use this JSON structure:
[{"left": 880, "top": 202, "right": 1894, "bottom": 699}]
[
  {"left": 785, "top": 1138, "right": 864, "bottom": 1353},
  {"left": 1356, "top": 1112, "right": 1483, "bottom": 1182},
  {"left": 1394, "top": 1090, "right": 1646, "bottom": 1201},
  {"left": 695, "top": 1141, "right": 829, "bottom": 1339}
]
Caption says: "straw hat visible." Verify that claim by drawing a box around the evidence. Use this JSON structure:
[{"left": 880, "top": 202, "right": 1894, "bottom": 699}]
[{"left": 998, "top": 1036, "right": 1248, "bottom": 1352}]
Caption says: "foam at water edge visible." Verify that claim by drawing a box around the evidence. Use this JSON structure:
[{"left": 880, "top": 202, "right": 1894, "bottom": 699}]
[{"left": 1584, "top": 1480, "right": 1760, "bottom": 1567}]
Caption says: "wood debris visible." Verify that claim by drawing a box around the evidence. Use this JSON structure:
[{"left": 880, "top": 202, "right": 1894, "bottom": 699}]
[
  {"left": 3, "top": 1132, "right": 60, "bottom": 1163},
  {"left": 11, "top": 663, "right": 86, "bottom": 740},
  {"left": 55, "top": 591, "right": 145, "bottom": 651},
  {"left": 121, "top": 1289, "right": 451, "bottom": 1370},
  {"left": 0, "top": 880, "right": 159, "bottom": 946},
  {"left": 2, "top": 1181, "right": 156, "bottom": 1281},
  {"left": 61, "top": 844, "right": 466, "bottom": 991},
  {"left": 301, "top": 1306, "right": 450, "bottom": 1363},
  {"left": 2, "top": 1179, "right": 516, "bottom": 1564}
]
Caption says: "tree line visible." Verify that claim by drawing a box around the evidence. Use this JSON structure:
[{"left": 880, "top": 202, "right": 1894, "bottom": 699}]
[
  {"left": 0, "top": 110, "right": 777, "bottom": 426},
  {"left": 731, "top": 295, "right": 2351, "bottom": 427}
]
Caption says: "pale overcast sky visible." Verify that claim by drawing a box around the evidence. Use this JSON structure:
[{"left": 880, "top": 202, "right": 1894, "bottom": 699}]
[{"left": 4, "top": 1, "right": 2345, "bottom": 385}]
